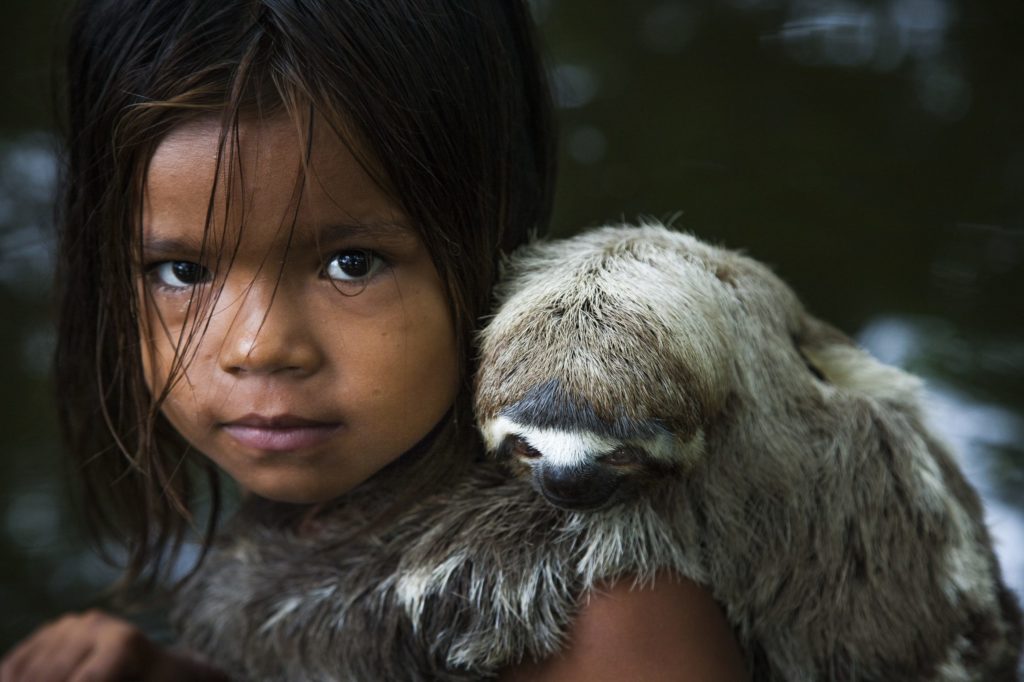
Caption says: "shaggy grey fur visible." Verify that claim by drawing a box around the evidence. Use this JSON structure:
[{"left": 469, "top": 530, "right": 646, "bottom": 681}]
[{"left": 174, "top": 224, "right": 1022, "bottom": 681}]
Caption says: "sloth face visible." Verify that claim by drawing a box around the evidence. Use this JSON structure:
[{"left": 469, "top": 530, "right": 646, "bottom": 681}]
[
  {"left": 480, "top": 383, "right": 693, "bottom": 510},
  {"left": 474, "top": 225, "right": 742, "bottom": 510}
]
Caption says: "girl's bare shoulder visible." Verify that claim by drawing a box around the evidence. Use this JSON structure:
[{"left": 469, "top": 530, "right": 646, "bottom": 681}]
[{"left": 499, "top": 573, "right": 749, "bottom": 682}]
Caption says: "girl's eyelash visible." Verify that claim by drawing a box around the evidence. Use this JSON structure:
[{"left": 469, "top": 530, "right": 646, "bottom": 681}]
[
  {"left": 145, "top": 260, "right": 213, "bottom": 293},
  {"left": 320, "top": 248, "right": 389, "bottom": 285}
]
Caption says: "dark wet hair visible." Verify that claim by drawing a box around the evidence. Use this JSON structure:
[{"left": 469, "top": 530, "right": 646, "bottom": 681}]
[{"left": 56, "top": 0, "right": 556, "bottom": 591}]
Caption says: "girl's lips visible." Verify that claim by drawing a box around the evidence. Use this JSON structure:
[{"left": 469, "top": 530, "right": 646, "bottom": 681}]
[{"left": 221, "top": 415, "right": 341, "bottom": 452}]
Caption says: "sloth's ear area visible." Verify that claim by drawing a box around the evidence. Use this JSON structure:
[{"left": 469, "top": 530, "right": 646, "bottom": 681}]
[{"left": 794, "top": 314, "right": 923, "bottom": 406}]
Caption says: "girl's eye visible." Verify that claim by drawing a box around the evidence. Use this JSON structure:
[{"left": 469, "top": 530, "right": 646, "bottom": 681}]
[
  {"left": 149, "top": 261, "right": 212, "bottom": 289},
  {"left": 323, "top": 249, "right": 384, "bottom": 282}
]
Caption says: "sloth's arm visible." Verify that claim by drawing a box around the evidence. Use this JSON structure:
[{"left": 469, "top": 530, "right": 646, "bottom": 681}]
[{"left": 497, "top": 573, "right": 749, "bottom": 682}]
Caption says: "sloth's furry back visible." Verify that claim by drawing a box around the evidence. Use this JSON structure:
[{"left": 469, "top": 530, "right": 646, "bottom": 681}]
[{"left": 172, "top": 461, "right": 702, "bottom": 681}]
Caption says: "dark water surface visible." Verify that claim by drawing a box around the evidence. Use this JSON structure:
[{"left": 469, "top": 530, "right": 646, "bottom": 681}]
[{"left": 1, "top": 0, "right": 1021, "bottom": 655}]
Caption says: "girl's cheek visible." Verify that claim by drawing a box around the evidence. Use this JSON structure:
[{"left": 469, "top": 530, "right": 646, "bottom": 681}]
[
  {"left": 136, "top": 298, "right": 165, "bottom": 393},
  {"left": 136, "top": 296, "right": 198, "bottom": 396},
  {"left": 138, "top": 327, "right": 175, "bottom": 401}
]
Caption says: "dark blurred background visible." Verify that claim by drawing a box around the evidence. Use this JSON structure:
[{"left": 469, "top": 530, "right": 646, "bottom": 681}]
[{"left": 2, "top": 0, "right": 1022, "bottom": 652}]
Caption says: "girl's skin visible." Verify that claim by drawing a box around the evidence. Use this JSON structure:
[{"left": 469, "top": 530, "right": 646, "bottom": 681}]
[{"left": 1, "top": 116, "right": 748, "bottom": 681}]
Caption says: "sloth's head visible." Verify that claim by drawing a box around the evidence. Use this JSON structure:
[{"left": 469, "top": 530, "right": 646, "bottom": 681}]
[
  {"left": 475, "top": 222, "right": 916, "bottom": 511},
  {"left": 474, "top": 223, "right": 755, "bottom": 511}
]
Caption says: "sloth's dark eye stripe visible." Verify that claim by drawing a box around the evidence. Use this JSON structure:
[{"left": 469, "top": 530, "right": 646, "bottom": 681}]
[{"left": 500, "top": 379, "right": 669, "bottom": 440}]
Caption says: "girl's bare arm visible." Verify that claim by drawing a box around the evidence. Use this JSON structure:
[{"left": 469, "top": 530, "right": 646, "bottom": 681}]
[{"left": 500, "top": 573, "right": 749, "bottom": 682}]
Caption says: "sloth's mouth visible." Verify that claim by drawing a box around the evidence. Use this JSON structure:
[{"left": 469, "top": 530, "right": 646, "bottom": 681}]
[
  {"left": 535, "top": 471, "right": 622, "bottom": 512},
  {"left": 539, "top": 492, "right": 616, "bottom": 512}
]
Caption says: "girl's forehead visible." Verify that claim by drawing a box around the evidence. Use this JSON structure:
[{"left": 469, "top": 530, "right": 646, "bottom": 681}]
[
  {"left": 144, "top": 115, "right": 407, "bottom": 241},
  {"left": 148, "top": 115, "right": 374, "bottom": 198}
]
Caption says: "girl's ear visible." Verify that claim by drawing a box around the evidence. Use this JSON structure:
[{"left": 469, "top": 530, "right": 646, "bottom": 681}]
[{"left": 795, "top": 314, "right": 923, "bottom": 407}]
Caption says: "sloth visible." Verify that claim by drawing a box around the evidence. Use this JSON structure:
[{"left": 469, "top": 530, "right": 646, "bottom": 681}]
[
  {"left": 173, "top": 223, "right": 1022, "bottom": 681},
  {"left": 474, "top": 224, "right": 1022, "bottom": 678}
]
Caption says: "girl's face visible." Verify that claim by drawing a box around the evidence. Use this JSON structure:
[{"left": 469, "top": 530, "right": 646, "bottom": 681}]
[{"left": 139, "top": 116, "right": 459, "bottom": 503}]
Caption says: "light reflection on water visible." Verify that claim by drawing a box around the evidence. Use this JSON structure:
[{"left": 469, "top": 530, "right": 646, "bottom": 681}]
[
  {"left": 4, "top": 487, "right": 61, "bottom": 553},
  {"left": 773, "top": 0, "right": 952, "bottom": 63},
  {"left": 0, "top": 133, "right": 57, "bottom": 287},
  {"left": 752, "top": 0, "right": 970, "bottom": 118}
]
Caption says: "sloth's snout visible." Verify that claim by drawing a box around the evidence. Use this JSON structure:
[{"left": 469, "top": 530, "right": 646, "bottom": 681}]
[{"left": 537, "top": 464, "right": 620, "bottom": 511}]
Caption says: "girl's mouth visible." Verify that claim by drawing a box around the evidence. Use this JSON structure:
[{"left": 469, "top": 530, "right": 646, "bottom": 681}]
[{"left": 221, "top": 414, "right": 342, "bottom": 452}]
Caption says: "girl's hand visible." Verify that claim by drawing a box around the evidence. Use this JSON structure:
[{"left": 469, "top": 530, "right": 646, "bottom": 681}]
[{"left": 0, "top": 610, "right": 228, "bottom": 682}]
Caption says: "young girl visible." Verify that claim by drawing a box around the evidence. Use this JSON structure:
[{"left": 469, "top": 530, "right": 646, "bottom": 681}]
[{"left": 1, "top": 0, "right": 747, "bottom": 680}]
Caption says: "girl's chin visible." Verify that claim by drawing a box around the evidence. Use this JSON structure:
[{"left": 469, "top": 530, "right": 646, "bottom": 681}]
[
  {"left": 240, "top": 479, "right": 358, "bottom": 505},
  {"left": 225, "top": 456, "right": 399, "bottom": 505}
]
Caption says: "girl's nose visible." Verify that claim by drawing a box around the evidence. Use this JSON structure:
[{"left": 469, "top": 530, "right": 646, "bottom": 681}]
[{"left": 217, "top": 285, "right": 322, "bottom": 377}]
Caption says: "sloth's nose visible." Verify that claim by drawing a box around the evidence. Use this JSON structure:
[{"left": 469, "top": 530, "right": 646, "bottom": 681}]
[{"left": 538, "top": 464, "right": 619, "bottom": 510}]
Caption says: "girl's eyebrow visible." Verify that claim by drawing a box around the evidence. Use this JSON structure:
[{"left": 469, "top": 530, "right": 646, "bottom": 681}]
[
  {"left": 308, "top": 220, "right": 419, "bottom": 248},
  {"left": 316, "top": 220, "right": 415, "bottom": 240},
  {"left": 141, "top": 235, "right": 206, "bottom": 257}
]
